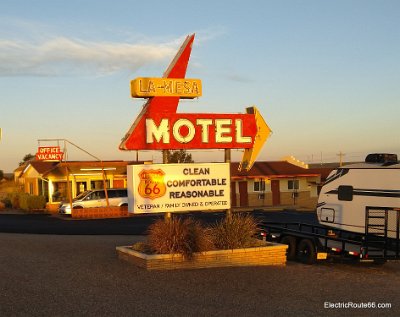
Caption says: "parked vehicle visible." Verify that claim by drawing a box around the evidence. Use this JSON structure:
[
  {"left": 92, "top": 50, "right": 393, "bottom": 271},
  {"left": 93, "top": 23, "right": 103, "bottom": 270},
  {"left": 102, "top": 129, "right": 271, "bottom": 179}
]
[
  {"left": 59, "top": 188, "right": 128, "bottom": 215},
  {"left": 261, "top": 153, "right": 400, "bottom": 264}
]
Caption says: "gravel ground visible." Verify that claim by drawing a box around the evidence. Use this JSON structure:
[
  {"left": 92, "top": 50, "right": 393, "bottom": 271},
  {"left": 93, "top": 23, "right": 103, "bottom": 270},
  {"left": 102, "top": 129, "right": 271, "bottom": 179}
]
[{"left": 0, "top": 233, "right": 399, "bottom": 317}]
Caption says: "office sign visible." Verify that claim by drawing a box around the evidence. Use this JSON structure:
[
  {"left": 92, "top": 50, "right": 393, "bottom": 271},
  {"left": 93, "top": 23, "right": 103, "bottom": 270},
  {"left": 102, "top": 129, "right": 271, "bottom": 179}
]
[
  {"left": 35, "top": 146, "right": 64, "bottom": 161},
  {"left": 128, "top": 163, "right": 230, "bottom": 213}
]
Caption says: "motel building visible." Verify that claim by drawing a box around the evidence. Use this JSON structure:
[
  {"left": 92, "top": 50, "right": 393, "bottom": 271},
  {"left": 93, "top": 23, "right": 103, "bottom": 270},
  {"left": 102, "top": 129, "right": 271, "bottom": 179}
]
[
  {"left": 15, "top": 157, "right": 331, "bottom": 212},
  {"left": 14, "top": 160, "right": 137, "bottom": 211},
  {"left": 230, "top": 157, "right": 332, "bottom": 209}
]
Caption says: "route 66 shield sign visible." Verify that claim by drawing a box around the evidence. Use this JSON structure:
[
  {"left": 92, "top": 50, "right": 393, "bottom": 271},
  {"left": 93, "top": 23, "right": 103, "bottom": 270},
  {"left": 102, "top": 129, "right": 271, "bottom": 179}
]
[{"left": 138, "top": 169, "right": 166, "bottom": 200}]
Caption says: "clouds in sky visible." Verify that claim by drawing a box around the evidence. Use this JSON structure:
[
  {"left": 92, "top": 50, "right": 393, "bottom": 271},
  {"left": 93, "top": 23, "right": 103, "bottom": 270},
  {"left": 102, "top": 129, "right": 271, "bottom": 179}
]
[
  {"left": 0, "top": 16, "right": 227, "bottom": 78},
  {"left": 0, "top": 36, "right": 179, "bottom": 76},
  {"left": 0, "top": 14, "right": 229, "bottom": 78}
]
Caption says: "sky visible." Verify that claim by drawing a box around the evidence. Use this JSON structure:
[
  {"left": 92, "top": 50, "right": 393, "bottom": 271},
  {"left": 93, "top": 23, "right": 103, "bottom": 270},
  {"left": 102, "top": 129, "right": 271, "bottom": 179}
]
[{"left": 1, "top": 0, "right": 399, "bottom": 172}]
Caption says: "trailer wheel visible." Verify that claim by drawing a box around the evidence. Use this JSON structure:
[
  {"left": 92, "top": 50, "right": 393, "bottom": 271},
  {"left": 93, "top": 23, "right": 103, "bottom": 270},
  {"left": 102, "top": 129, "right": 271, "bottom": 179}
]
[
  {"left": 296, "top": 239, "right": 317, "bottom": 265},
  {"left": 280, "top": 236, "right": 297, "bottom": 261}
]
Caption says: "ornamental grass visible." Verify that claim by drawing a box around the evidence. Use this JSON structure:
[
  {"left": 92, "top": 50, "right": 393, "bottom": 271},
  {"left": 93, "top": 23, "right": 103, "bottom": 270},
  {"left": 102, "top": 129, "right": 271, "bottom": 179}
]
[
  {"left": 133, "top": 213, "right": 261, "bottom": 258},
  {"left": 210, "top": 213, "right": 260, "bottom": 250},
  {"left": 147, "top": 217, "right": 214, "bottom": 259}
]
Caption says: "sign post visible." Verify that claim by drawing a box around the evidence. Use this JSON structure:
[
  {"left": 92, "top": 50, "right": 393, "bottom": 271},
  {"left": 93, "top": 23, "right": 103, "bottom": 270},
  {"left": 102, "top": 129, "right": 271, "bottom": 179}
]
[{"left": 162, "top": 149, "right": 171, "bottom": 221}]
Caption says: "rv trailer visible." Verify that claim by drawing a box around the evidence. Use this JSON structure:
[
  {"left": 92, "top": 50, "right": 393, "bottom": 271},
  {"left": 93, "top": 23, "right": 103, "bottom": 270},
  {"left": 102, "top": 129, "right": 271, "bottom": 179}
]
[
  {"left": 317, "top": 153, "right": 400, "bottom": 237},
  {"left": 261, "top": 153, "right": 400, "bottom": 264}
]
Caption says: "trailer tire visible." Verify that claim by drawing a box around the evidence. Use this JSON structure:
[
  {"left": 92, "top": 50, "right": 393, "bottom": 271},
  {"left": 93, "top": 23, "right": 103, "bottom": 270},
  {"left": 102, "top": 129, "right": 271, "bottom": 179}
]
[
  {"left": 297, "top": 239, "right": 317, "bottom": 265},
  {"left": 280, "top": 236, "right": 297, "bottom": 261}
]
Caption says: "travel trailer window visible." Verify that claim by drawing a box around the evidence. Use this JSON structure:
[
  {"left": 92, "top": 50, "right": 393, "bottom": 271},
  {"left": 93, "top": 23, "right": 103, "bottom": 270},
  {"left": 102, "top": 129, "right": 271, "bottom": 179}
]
[
  {"left": 338, "top": 185, "right": 353, "bottom": 201},
  {"left": 320, "top": 208, "right": 335, "bottom": 223}
]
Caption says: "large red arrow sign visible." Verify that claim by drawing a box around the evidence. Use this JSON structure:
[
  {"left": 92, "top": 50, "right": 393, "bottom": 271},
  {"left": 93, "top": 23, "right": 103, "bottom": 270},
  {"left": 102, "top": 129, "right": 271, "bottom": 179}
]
[{"left": 119, "top": 34, "right": 271, "bottom": 171}]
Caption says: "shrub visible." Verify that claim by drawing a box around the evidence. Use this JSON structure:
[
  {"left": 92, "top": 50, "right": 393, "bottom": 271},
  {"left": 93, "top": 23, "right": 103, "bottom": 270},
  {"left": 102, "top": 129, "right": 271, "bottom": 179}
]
[
  {"left": 18, "top": 194, "right": 46, "bottom": 211},
  {"left": 210, "top": 213, "right": 260, "bottom": 250},
  {"left": 9, "top": 192, "right": 21, "bottom": 209},
  {"left": 1, "top": 197, "right": 12, "bottom": 208},
  {"left": 147, "top": 217, "right": 213, "bottom": 258},
  {"left": 17, "top": 193, "right": 30, "bottom": 210},
  {"left": 29, "top": 195, "right": 46, "bottom": 210}
]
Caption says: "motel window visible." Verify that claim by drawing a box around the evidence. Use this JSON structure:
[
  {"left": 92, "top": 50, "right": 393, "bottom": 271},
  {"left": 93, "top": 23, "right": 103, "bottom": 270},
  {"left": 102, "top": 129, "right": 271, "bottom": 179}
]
[
  {"left": 52, "top": 181, "right": 70, "bottom": 202},
  {"left": 288, "top": 180, "right": 299, "bottom": 190},
  {"left": 254, "top": 179, "right": 266, "bottom": 192},
  {"left": 90, "top": 180, "right": 110, "bottom": 190}
]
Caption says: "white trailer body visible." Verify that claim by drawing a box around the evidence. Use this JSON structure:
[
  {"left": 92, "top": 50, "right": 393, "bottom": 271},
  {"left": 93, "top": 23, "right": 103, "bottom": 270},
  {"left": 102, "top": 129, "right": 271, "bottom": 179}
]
[{"left": 317, "top": 155, "right": 400, "bottom": 239}]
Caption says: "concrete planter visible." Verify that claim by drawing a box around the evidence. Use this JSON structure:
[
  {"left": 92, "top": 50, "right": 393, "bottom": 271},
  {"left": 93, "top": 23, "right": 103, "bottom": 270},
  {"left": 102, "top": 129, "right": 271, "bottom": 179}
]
[{"left": 116, "top": 243, "right": 288, "bottom": 270}]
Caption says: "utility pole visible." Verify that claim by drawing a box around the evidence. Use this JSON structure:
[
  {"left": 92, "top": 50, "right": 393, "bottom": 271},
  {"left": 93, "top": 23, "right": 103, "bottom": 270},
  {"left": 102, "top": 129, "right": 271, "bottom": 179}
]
[{"left": 337, "top": 151, "right": 346, "bottom": 167}]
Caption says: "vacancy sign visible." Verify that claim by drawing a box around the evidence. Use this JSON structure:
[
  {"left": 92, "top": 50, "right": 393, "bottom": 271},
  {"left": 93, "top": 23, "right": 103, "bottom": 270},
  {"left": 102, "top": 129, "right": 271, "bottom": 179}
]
[
  {"left": 35, "top": 146, "right": 64, "bottom": 161},
  {"left": 128, "top": 163, "right": 230, "bottom": 213}
]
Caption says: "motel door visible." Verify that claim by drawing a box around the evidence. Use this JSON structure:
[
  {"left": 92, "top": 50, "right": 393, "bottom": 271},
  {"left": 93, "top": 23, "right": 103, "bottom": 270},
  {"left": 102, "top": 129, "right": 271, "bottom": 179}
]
[
  {"left": 238, "top": 181, "right": 248, "bottom": 207},
  {"left": 271, "top": 180, "right": 281, "bottom": 206},
  {"left": 113, "top": 180, "right": 124, "bottom": 188},
  {"left": 231, "top": 182, "right": 237, "bottom": 207}
]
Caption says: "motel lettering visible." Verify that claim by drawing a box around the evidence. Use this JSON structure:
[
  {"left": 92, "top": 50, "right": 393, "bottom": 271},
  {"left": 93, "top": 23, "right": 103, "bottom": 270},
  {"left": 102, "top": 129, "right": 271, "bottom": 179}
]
[{"left": 146, "top": 118, "right": 252, "bottom": 145}]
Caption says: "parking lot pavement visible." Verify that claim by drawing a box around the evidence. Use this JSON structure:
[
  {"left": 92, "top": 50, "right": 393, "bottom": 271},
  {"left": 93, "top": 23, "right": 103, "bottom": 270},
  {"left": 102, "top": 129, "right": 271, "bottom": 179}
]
[
  {"left": 0, "top": 233, "right": 399, "bottom": 317},
  {"left": 0, "top": 210, "right": 317, "bottom": 235}
]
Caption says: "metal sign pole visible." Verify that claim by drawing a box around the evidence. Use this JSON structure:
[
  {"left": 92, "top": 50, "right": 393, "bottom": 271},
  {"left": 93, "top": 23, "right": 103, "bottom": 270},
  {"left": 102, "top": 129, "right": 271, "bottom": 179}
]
[
  {"left": 163, "top": 150, "right": 171, "bottom": 222},
  {"left": 225, "top": 149, "right": 232, "bottom": 218},
  {"left": 64, "top": 140, "right": 73, "bottom": 213},
  {"left": 101, "top": 162, "right": 110, "bottom": 207}
]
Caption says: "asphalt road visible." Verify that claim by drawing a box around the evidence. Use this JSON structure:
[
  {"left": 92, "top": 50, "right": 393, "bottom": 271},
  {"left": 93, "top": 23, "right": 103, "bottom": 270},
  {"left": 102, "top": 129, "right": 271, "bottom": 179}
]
[
  {"left": 0, "top": 210, "right": 318, "bottom": 235},
  {"left": 1, "top": 233, "right": 399, "bottom": 317}
]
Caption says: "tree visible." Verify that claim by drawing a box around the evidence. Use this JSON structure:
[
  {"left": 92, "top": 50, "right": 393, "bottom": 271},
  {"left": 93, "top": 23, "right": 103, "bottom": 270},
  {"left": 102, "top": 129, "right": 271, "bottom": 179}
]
[
  {"left": 0, "top": 170, "right": 3, "bottom": 180},
  {"left": 19, "top": 153, "right": 35, "bottom": 166},
  {"left": 166, "top": 150, "right": 194, "bottom": 163}
]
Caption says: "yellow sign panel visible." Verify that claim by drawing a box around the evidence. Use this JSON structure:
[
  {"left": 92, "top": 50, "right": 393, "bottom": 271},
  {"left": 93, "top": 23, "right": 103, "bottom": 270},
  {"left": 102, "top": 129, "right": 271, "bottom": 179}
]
[
  {"left": 239, "top": 106, "right": 272, "bottom": 172},
  {"left": 131, "top": 77, "right": 202, "bottom": 99}
]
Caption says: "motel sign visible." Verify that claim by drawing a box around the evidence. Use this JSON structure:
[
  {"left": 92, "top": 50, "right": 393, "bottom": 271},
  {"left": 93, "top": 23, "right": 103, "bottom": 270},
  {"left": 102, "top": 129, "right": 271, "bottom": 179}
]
[{"left": 120, "top": 34, "right": 271, "bottom": 171}]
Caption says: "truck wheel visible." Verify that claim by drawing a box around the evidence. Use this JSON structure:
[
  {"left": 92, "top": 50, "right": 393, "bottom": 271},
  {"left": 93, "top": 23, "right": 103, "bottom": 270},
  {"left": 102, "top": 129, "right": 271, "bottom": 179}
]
[
  {"left": 296, "top": 239, "right": 317, "bottom": 265},
  {"left": 280, "top": 236, "right": 297, "bottom": 261}
]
